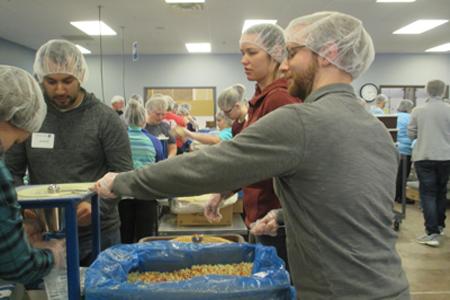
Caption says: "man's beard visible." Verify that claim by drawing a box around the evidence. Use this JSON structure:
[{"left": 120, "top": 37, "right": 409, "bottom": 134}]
[
  {"left": 288, "top": 59, "right": 317, "bottom": 101},
  {"left": 46, "top": 93, "right": 78, "bottom": 110}
]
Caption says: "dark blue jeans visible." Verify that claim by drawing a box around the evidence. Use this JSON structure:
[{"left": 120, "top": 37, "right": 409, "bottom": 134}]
[{"left": 415, "top": 160, "right": 450, "bottom": 234}]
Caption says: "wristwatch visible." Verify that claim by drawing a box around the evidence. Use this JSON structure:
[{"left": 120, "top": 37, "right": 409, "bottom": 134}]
[{"left": 359, "top": 83, "right": 379, "bottom": 102}]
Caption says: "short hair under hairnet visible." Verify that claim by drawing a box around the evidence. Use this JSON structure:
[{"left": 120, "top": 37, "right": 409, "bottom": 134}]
[
  {"left": 375, "top": 94, "right": 388, "bottom": 104},
  {"left": 240, "top": 23, "right": 286, "bottom": 63},
  {"left": 397, "top": 99, "right": 414, "bottom": 113},
  {"left": 33, "top": 39, "right": 89, "bottom": 84},
  {"left": 125, "top": 99, "right": 146, "bottom": 127},
  {"left": 218, "top": 84, "right": 247, "bottom": 111},
  {"left": 145, "top": 94, "right": 168, "bottom": 112},
  {"left": 129, "top": 94, "right": 144, "bottom": 104},
  {"left": 426, "top": 79, "right": 446, "bottom": 98},
  {"left": 0, "top": 65, "right": 47, "bottom": 133},
  {"left": 163, "top": 95, "right": 176, "bottom": 111},
  {"left": 111, "top": 95, "right": 125, "bottom": 104},
  {"left": 216, "top": 111, "right": 233, "bottom": 127},
  {"left": 285, "top": 11, "right": 375, "bottom": 79},
  {"left": 177, "top": 103, "right": 191, "bottom": 116}
]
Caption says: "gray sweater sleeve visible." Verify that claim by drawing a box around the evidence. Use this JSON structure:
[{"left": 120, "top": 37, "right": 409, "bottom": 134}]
[
  {"left": 112, "top": 105, "right": 304, "bottom": 200},
  {"left": 98, "top": 109, "right": 133, "bottom": 210},
  {"left": 99, "top": 112, "right": 133, "bottom": 173}
]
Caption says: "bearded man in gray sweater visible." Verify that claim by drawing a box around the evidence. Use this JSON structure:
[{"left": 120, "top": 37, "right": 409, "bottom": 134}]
[
  {"left": 6, "top": 39, "right": 133, "bottom": 266},
  {"left": 94, "top": 12, "right": 409, "bottom": 300}
]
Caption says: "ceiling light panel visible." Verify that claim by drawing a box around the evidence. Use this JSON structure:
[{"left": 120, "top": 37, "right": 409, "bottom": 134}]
[
  {"left": 75, "top": 45, "right": 91, "bottom": 54},
  {"left": 377, "top": 0, "right": 415, "bottom": 3},
  {"left": 185, "top": 43, "right": 211, "bottom": 53},
  {"left": 165, "top": 0, "right": 205, "bottom": 3},
  {"left": 70, "top": 21, "right": 117, "bottom": 36},
  {"left": 393, "top": 19, "right": 448, "bottom": 34},
  {"left": 242, "top": 19, "right": 277, "bottom": 33},
  {"left": 425, "top": 42, "right": 450, "bottom": 52}
]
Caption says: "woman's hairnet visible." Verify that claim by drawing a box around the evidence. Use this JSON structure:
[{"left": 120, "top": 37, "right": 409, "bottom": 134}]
[
  {"left": 125, "top": 99, "right": 146, "bottom": 127},
  {"left": 285, "top": 11, "right": 375, "bottom": 79},
  {"left": 177, "top": 103, "right": 191, "bottom": 116},
  {"left": 240, "top": 23, "right": 286, "bottom": 63},
  {"left": 111, "top": 95, "right": 125, "bottom": 104},
  {"left": 0, "top": 65, "right": 47, "bottom": 132},
  {"left": 145, "top": 94, "right": 168, "bottom": 112},
  {"left": 397, "top": 99, "right": 414, "bottom": 113},
  {"left": 218, "top": 84, "right": 247, "bottom": 110},
  {"left": 33, "top": 39, "right": 89, "bottom": 84},
  {"left": 129, "top": 94, "right": 144, "bottom": 104},
  {"left": 216, "top": 111, "right": 233, "bottom": 127}
]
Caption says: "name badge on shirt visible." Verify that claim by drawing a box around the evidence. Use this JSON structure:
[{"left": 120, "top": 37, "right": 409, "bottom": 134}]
[{"left": 31, "top": 133, "right": 55, "bottom": 149}]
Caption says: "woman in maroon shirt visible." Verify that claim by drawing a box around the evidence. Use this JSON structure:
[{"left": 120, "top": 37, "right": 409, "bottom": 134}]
[{"left": 207, "top": 23, "right": 301, "bottom": 268}]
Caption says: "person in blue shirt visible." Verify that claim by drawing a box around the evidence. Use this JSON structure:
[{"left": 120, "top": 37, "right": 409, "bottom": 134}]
[
  {"left": 370, "top": 94, "right": 387, "bottom": 115},
  {"left": 395, "top": 99, "right": 414, "bottom": 204},
  {"left": 174, "top": 111, "right": 233, "bottom": 147}
]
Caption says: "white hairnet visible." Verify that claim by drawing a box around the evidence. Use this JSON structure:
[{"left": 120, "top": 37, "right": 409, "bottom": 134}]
[
  {"left": 177, "top": 103, "right": 191, "bottom": 116},
  {"left": 163, "top": 95, "right": 176, "bottom": 111},
  {"left": 145, "top": 94, "right": 168, "bottom": 112},
  {"left": 125, "top": 99, "right": 146, "bottom": 127},
  {"left": 111, "top": 95, "right": 125, "bottom": 104},
  {"left": 129, "top": 94, "right": 144, "bottom": 104},
  {"left": 285, "top": 11, "right": 375, "bottom": 79},
  {"left": 375, "top": 94, "right": 388, "bottom": 104},
  {"left": 216, "top": 111, "right": 233, "bottom": 127},
  {"left": 397, "top": 99, "right": 414, "bottom": 113},
  {"left": 240, "top": 23, "right": 286, "bottom": 63},
  {"left": 0, "top": 65, "right": 47, "bottom": 132},
  {"left": 33, "top": 39, "right": 89, "bottom": 84},
  {"left": 218, "top": 84, "right": 246, "bottom": 110}
]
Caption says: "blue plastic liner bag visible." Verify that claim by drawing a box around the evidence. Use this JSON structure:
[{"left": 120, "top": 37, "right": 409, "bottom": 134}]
[{"left": 85, "top": 241, "right": 296, "bottom": 300}]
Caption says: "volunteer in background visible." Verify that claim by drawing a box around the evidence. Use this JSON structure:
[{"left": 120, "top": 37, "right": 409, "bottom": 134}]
[
  {"left": 111, "top": 95, "right": 126, "bottom": 116},
  {"left": 395, "top": 99, "right": 414, "bottom": 204},
  {"left": 218, "top": 84, "right": 249, "bottom": 136},
  {"left": 174, "top": 111, "right": 233, "bottom": 146},
  {"left": 119, "top": 99, "right": 161, "bottom": 243},
  {"left": 409, "top": 79, "right": 450, "bottom": 247}
]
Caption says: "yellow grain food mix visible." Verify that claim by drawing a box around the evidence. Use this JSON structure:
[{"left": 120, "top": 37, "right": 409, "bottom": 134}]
[
  {"left": 171, "top": 235, "right": 232, "bottom": 243},
  {"left": 128, "top": 262, "right": 253, "bottom": 283}
]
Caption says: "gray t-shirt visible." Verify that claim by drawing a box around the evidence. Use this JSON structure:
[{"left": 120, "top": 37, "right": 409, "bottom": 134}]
[
  {"left": 145, "top": 122, "right": 176, "bottom": 145},
  {"left": 113, "top": 84, "right": 409, "bottom": 299},
  {"left": 408, "top": 97, "right": 450, "bottom": 161}
]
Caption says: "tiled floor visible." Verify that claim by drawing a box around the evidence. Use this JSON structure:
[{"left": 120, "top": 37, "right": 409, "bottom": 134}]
[{"left": 395, "top": 203, "right": 450, "bottom": 300}]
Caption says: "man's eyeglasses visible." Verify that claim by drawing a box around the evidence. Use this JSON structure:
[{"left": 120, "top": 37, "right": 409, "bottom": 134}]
[{"left": 286, "top": 45, "right": 306, "bottom": 60}]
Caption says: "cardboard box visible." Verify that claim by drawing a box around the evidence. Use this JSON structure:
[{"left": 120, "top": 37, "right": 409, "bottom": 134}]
[
  {"left": 406, "top": 185, "right": 419, "bottom": 202},
  {"left": 233, "top": 198, "right": 243, "bottom": 213},
  {"left": 176, "top": 204, "right": 233, "bottom": 226}
]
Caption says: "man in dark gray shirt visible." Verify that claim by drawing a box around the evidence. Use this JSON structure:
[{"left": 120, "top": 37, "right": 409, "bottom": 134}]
[
  {"left": 144, "top": 95, "right": 177, "bottom": 158},
  {"left": 94, "top": 12, "right": 409, "bottom": 299},
  {"left": 5, "top": 39, "right": 133, "bottom": 266}
]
